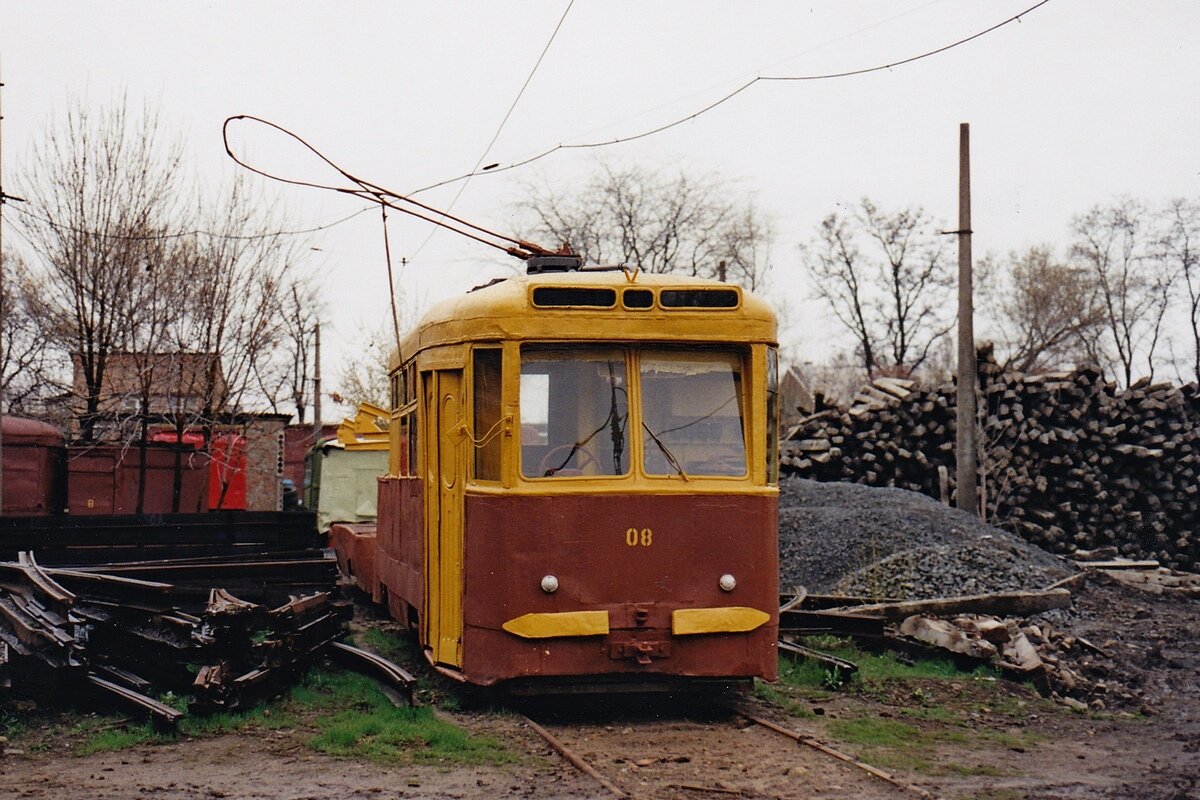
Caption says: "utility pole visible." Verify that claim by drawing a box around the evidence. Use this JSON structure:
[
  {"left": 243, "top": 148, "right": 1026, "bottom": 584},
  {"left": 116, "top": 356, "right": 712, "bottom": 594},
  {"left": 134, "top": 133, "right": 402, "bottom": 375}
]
[
  {"left": 955, "top": 122, "right": 978, "bottom": 515},
  {"left": 312, "top": 322, "right": 322, "bottom": 441},
  {"left": 0, "top": 69, "right": 8, "bottom": 513}
]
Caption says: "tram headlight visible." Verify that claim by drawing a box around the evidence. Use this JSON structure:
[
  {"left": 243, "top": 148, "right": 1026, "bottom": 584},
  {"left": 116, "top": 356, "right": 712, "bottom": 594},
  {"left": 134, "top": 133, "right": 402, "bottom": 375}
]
[
  {"left": 540, "top": 574, "right": 560, "bottom": 593},
  {"left": 719, "top": 574, "right": 736, "bottom": 592}
]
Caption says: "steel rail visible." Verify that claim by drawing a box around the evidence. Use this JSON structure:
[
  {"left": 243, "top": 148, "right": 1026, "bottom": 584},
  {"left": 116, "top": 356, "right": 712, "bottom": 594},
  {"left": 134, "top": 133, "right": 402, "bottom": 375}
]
[
  {"left": 727, "top": 706, "right": 938, "bottom": 799},
  {"left": 521, "top": 715, "right": 627, "bottom": 798},
  {"left": 327, "top": 641, "right": 417, "bottom": 705},
  {"left": 86, "top": 672, "right": 183, "bottom": 728}
]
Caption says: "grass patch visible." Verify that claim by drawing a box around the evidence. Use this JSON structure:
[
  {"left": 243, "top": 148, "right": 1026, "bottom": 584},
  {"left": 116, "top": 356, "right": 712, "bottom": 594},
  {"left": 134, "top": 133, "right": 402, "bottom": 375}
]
[
  {"left": 299, "top": 670, "right": 510, "bottom": 765},
  {"left": 828, "top": 717, "right": 921, "bottom": 747},
  {"left": 37, "top": 664, "right": 506, "bottom": 766},
  {"left": 358, "top": 628, "right": 414, "bottom": 663},
  {"left": 753, "top": 681, "right": 816, "bottom": 719},
  {"left": 75, "top": 724, "right": 166, "bottom": 755},
  {"left": 777, "top": 636, "right": 998, "bottom": 695}
]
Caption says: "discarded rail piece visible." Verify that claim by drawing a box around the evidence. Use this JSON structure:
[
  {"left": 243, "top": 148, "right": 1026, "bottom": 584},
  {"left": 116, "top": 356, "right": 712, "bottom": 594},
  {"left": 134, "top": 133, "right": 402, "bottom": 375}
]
[{"left": 0, "top": 542, "right": 352, "bottom": 721}]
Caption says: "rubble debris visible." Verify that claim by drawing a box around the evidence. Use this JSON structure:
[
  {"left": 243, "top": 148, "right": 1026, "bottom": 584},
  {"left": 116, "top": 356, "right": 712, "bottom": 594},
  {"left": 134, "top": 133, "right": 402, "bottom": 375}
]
[
  {"left": 897, "top": 616, "right": 999, "bottom": 660},
  {"left": 1092, "top": 566, "right": 1200, "bottom": 598},
  {"left": 778, "top": 478, "right": 1074, "bottom": 599}
]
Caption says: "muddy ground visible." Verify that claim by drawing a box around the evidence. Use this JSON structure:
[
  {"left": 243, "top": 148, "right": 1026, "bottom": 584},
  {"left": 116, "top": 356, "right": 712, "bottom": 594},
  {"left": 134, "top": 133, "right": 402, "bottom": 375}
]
[{"left": 1, "top": 579, "right": 1197, "bottom": 800}]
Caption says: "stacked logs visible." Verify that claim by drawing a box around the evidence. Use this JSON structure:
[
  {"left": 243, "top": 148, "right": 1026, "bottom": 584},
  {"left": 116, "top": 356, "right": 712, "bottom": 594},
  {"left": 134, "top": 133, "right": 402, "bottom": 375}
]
[{"left": 781, "top": 350, "right": 1200, "bottom": 571}]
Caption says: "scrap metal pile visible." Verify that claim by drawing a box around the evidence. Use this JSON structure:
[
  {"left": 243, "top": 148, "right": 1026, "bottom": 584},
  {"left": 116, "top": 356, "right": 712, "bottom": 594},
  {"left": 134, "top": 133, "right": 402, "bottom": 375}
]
[
  {"left": 782, "top": 347, "right": 1200, "bottom": 571},
  {"left": 0, "top": 511, "right": 337, "bottom": 606},
  {"left": 0, "top": 551, "right": 350, "bottom": 725},
  {"left": 0, "top": 511, "right": 417, "bottom": 725}
]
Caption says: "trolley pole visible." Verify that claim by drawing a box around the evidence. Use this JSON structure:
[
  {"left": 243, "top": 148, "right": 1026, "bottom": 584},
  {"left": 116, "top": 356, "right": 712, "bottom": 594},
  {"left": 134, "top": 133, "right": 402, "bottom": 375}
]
[{"left": 955, "top": 122, "right": 978, "bottom": 515}]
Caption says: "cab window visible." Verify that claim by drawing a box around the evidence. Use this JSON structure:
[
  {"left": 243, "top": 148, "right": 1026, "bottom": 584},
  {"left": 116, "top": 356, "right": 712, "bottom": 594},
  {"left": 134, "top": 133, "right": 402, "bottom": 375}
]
[
  {"left": 520, "top": 346, "right": 629, "bottom": 478},
  {"left": 640, "top": 349, "right": 747, "bottom": 477}
]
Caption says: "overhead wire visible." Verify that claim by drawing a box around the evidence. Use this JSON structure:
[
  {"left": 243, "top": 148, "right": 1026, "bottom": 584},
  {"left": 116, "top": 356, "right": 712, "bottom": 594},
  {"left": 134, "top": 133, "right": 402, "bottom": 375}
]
[
  {"left": 407, "top": 0, "right": 1053, "bottom": 195},
  {"left": 222, "top": 115, "right": 552, "bottom": 258},
  {"left": 218, "top": 1, "right": 1052, "bottom": 263},
  {"left": 403, "top": 0, "right": 575, "bottom": 269},
  {"left": 6, "top": 201, "right": 378, "bottom": 242}
]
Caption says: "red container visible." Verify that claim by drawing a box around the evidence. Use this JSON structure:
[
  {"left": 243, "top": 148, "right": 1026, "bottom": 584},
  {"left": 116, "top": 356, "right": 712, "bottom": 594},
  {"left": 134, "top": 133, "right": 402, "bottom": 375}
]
[
  {"left": 150, "top": 431, "right": 247, "bottom": 510},
  {"left": 67, "top": 442, "right": 209, "bottom": 515},
  {"left": 1, "top": 416, "right": 66, "bottom": 516}
]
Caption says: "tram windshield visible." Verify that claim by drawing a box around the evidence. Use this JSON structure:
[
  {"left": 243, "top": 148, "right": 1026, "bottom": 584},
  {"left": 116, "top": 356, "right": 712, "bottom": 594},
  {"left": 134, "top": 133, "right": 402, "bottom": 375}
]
[
  {"left": 520, "top": 347, "right": 630, "bottom": 478},
  {"left": 519, "top": 345, "right": 747, "bottom": 479},
  {"left": 640, "top": 350, "right": 746, "bottom": 477}
]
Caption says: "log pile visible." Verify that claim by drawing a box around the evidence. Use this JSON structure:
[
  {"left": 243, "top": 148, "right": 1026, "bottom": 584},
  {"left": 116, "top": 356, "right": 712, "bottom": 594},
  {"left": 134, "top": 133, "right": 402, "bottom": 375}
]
[{"left": 782, "top": 350, "right": 1200, "bottom": 571}]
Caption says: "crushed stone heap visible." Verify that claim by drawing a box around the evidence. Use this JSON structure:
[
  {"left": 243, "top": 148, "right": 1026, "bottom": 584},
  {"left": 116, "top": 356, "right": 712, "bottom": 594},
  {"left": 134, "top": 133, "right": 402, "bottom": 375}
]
[{"left": 778, "top": 477, "right": 1075, "bottom": 598}]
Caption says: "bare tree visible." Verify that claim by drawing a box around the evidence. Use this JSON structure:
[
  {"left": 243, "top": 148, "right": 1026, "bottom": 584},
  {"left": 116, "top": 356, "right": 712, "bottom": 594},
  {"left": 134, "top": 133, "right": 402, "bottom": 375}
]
[
  {"left": 1071, "top": 199, "right": 1173, "bottom": 385},
  {"left": 20, "top": 97, "right": 184, "bottom": 441},
  {"left": 160, "top": 177, "right": 297, "bottom": 509},
  {"left": 0, "top": 250, "right": 57, "bottom": 413},
  {"left": 336, "top": 320, "right": 398, "bottom": 411},
  {"left": 252, "top": 274, "right": 323, "bottom": 424},
  {"left": 802, "top": 198, "right": 954, "bottom": 378},
  {"left": 1160, "top": 198, "right": 1200, "bottom": 381},
  {"left": 982, "top": 245, "right": 1104, "bottom": 372},
  {"left": 520, "top": 161, "right": 774, "bottom": 290}
]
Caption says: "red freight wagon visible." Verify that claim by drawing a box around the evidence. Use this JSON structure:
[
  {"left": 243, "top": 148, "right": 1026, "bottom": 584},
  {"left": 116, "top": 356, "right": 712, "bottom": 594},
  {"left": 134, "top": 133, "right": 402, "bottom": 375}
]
[
  {"left": 0, "top": 416, "right": 66, "bottom": 516},
  {"left": 67, "top": 442, "right": 208, "bottom": 515}
]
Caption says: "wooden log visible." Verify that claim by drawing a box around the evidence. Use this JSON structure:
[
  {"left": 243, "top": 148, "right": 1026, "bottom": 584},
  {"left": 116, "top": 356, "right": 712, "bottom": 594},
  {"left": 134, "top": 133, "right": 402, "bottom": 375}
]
[{"left": 834, "top": 589, "right": 1072, "bottom": 622}]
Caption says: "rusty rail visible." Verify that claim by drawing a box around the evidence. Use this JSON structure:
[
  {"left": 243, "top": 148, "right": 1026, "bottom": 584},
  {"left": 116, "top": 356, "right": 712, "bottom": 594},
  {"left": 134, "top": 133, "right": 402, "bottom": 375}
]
[
  {"left": 729, "top": 707, "right": 938, "bottom": 799},
  {"left": 327, "top": 641, "right": 418, "bottom": 705},
  {"left": 86, "top": 672, "right": 183, "bottom": 728},
  {"left": 522, "top": 715, "right": 627, "bottom": 798}
]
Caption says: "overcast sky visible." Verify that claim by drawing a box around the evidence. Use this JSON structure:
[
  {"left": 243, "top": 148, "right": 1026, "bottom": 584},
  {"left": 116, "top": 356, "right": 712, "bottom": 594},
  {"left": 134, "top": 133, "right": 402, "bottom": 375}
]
[{"left": 3, "top": 1, "right": 1199, "bottom": 412}]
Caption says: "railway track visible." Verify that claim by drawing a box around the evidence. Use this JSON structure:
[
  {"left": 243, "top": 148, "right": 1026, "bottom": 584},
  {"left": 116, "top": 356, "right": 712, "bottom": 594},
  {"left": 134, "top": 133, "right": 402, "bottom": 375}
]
[{"left": 521, "top": 700, "right": 939, "bottom": 800}]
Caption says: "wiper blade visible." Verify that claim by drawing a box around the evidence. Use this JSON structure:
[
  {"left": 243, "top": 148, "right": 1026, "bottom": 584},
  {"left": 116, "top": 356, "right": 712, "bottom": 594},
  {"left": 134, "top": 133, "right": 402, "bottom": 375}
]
[{"left": 642, "top": 423, "right": 689, "bottom": 481}]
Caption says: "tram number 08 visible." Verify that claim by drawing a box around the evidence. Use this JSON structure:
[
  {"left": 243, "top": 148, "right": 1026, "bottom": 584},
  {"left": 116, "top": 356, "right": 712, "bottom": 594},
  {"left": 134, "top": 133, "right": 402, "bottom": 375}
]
[{"left": 625, "top": 528, "right": 653, "bottom": 547}]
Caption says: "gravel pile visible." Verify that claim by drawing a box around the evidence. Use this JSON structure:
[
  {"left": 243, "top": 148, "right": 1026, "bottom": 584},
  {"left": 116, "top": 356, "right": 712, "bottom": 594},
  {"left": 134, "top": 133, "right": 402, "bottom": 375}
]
[{"left": 779, "top": 477, "right": 1076, "bottom": 598}]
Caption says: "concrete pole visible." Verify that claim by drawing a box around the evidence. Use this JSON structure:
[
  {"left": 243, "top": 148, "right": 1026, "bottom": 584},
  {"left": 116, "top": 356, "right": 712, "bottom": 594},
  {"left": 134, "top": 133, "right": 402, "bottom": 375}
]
[{"left": 955, "top": 122, "right": 978, "bottom": 515}]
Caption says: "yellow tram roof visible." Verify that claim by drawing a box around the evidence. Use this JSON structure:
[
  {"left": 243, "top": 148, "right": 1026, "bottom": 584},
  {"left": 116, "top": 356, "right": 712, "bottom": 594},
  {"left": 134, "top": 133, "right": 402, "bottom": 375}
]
[{"left": 390, "top": 270, "right": 777, "bottom": 368}]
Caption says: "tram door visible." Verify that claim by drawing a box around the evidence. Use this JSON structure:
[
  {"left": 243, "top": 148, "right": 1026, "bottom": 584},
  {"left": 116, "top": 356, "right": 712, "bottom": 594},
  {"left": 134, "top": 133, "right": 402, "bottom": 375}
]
[{"left": 424, "top": 369, "right": 465, "bottom": 667}]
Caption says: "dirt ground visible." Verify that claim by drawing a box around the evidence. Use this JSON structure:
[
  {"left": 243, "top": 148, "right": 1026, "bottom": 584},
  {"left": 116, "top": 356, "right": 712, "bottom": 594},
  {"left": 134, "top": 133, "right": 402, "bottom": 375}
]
[{"left": 1, "top": 580, "right": 1197, "bottom": 800}]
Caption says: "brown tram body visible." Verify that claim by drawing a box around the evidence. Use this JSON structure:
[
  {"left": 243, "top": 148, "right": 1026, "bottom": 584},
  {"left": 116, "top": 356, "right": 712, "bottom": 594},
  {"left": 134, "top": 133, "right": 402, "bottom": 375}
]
[{"left": 330, "top": 266, "right": 781, "bottom": 688}]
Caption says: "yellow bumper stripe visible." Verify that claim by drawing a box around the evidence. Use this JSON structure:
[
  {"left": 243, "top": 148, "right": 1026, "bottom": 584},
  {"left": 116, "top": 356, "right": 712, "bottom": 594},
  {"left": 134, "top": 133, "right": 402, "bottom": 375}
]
[
  {"left": 671, "top": 606, "right": 771, "bottom": 635},
  {"left": 502, "top": 610, "right": 610, "bottom": 639}
]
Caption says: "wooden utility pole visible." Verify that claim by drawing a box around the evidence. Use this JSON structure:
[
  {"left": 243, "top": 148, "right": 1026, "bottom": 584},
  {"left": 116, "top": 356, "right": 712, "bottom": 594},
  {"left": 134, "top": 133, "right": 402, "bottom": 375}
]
[
  {"left": 955, "top": 122, "right": 978, "bottom": 514},
  {"left": 312, "top": 322, "right": 322, "bottom": 440},
  {"left": 0, "top": 70, "right": 8, "bottom": 513}
]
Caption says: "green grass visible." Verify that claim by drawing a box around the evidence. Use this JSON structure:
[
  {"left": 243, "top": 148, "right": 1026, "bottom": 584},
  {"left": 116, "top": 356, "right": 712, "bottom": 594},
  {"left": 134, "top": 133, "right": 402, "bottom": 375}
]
[
  {"left": 828, "top": 716, "right": 921, "bottom": 747},
  {"left": 299, "top": 670, "right": 510, "bottom": 765},
  {"left": 75, "top": 724, "right": 166, "bottom": 755},
  {"left": 55, "top": 666, "right": 508, "bottom": 765},
  {"left": 763, "top": 638, "right": 1041, "bottom": 777},
  {"left": 777, "top": 636, "right": 998, "bottom": 695},
  {"left": 359, "top": 628, "right": 415, "bottom": 663}
]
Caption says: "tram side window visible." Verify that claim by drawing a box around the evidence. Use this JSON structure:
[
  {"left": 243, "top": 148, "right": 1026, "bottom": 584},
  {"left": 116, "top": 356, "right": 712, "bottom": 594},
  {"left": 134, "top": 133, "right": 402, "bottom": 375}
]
[
  {"left": 406, "top": 410, "right": 418, "bottom": 477},
  {"left": 641, "top": 349, "right": 747, "bottom": 477},
  {"left": 520, "top": 346, "right": 630, "bottom": 478},
  {"left": 473, "top": 349, "right": 503, "bottom": 482}
]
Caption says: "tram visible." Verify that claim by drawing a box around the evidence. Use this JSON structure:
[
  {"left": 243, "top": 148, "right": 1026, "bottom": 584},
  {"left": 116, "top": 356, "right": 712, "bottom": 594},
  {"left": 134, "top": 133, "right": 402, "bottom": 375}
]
[{"left": 331, "top": 255, "right": 780, "bottom": 688}]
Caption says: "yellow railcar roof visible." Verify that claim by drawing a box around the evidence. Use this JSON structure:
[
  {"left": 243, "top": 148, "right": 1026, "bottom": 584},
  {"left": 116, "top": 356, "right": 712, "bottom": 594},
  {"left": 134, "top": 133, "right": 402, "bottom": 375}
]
[{"left": 390, "top": 271, "right": 777, "bottom": 369}]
